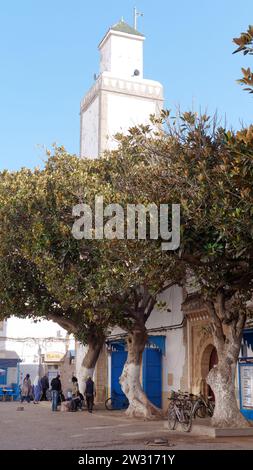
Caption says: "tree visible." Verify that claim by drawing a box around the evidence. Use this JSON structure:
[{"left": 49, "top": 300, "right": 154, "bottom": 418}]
[
  {"left": 99, "top": 142, "right": 183, "bottom": 418},
  {"left": 111, "top": 112, "right": 253, "bottom": 427},
  {"left": 0, "top": 149, "right": 182, "bottom": 418},
  {"left": 0, "top": 251, "right": 106, "bottom": 383},
  {"left": 233, "top": 25, "right": 253, "bottom": 93},
  {"left": 0, "top": 155, "right": 127, "bottom": 388},
  {"left": 2, "top": 112, "right": 252, "bottom": 426}
]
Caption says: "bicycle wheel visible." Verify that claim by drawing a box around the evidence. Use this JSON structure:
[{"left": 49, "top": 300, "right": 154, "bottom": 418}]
[
  {"left": 195, "top": 404, "right": 207, "bottom": 418},
  {"left": 168, "top": 408, "right": 177, "bottom": 430},
  {"left": 207, "top": 402, "right": 215, "bottom": 417},
  {"left": 105, "top": 397, "right": 114, "bottom": 410},
  {"left": 185, "top": 398, "right": 194, "bottom": 414},
  {"left": 181, "top": 409, "right": 192, "bottom": 432}
]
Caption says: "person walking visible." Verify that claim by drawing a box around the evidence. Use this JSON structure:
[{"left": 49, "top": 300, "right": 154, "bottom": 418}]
[
  {"left": 21, "top": 374, "right": 32, "bottom": 403},
  {"left": 51, "top": 374, "right": 62, "bottom": 412},
  {"left": 84, "top": 376, "right": 96, "bottom": 413},
  {"left": 40, "top": 374, "right": 49, "bottom": 401}
]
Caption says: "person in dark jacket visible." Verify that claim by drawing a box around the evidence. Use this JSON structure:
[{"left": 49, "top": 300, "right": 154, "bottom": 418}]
[
  {"left": 84, "top": 376, "right": 96, "bottom": 413},
  {"left": 51, "top": 374, "right": 62, "bottom": 412},
  {"left": 40, "top": 374, "right": 49, "bottom": 401}
]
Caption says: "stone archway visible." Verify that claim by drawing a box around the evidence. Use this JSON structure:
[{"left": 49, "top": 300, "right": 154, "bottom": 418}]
[
  {"left": 184, "top": 308, "right": 215, "bottom": 396},
  {"left": 200, "top": 344, "right": 218, "bottom": 398}
]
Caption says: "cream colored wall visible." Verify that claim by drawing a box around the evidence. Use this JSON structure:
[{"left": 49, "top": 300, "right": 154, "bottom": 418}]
[
  {"left": 109, "top": 34, "right": 143, "bottom": 78},
  {"left": 100, "top": 34, "right": 112, "bottom": 74},
  {"left": 99, "top": 31, "right": 144, "bottom": 79},
  {"left": 80, "top": 73, "right": 163, "bottom": 158},
  {"left": 81, "top": 95, "right": 99, "bottom": 158},
  {"left": 105, "top": 92, "right": 160, "bottom": 150}
]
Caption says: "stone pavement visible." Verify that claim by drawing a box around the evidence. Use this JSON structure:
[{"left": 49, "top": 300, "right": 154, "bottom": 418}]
[{"left": 0, "top": 401, "right": 253, "bottom": 450}]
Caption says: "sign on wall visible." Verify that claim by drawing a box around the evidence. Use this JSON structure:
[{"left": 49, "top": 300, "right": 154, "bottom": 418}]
[
  {"left": 240, "top": 363, "right": 253, "bottom": 409},
  {"left": 44, "top": 352, "right": 64, "bottom": 363}
]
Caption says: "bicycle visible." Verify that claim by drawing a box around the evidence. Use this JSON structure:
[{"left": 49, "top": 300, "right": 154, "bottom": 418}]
[
  {"left": 176, "top": 390, "right": 195, "bottom": 413},
  {"left": 167, "top": 392, "right": 192, "bottom": 432},
  {"left": 192, "top": 393, "right": 215, "bottom": 418},
  {"left": 105, "top": 392, "right": 129, "bottom": 410}
]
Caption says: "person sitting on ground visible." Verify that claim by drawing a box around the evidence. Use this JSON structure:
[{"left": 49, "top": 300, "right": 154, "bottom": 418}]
[
  {"left": 79, "top": 391, "right": 84, "bottom": 406},
  {"left": 66, "top": 389, "right": 72, "bottom": 401}
]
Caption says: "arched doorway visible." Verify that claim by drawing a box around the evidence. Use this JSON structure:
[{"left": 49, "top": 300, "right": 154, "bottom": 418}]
[{"left": 200, "top": 344, "right": 218, "bottom": 399}]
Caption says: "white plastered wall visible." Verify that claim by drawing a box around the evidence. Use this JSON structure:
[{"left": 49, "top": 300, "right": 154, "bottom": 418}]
[
  {"left": 100, "top": 34, "right": 144, "bottom": 79},
  {"left": 105, "top": 92, "right": 160, "bottom": 150},
  {"left": 81, "top": 96, "right": 99, "bottom": 158}
]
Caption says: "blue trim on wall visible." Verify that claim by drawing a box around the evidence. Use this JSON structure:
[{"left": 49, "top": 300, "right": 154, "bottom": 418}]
[
  {"left": 0, "top": 359, "right": 20, "bottom": 368},
  {"left": 108, "top": 341, "right": 125, "bottom": 351},
  {"left": 243, "top": 329, "right": 253, "bottom": 350}
]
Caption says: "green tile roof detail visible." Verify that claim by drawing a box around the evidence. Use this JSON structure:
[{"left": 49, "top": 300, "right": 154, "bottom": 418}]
[{"left": 111, "top": 20, "right": 144, "bottom": 37}]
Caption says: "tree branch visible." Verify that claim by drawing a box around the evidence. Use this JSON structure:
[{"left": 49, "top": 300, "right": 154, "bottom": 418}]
[
  {"left": 144, "top": 297, "right": 157, "bottom": 323},
  {"left": 46, "top": 314, "right": 78, "bottom": 334},
  {"left": 156, "top": 281, "right": 179, "bottom": 296},
  {"left": 205, "top": 299, "right": 225, "bottom": 356}
]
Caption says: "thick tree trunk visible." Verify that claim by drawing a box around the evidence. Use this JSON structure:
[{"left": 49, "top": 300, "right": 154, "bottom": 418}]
[
  {"left": 120, "top": 322, "right": 163, "bottom": 419},
  {"left": 207, "top": 361, "right": 250, "bottom": 428},
  {"left": 79, "top": 330, "right": 105, "bottom": 395},
  {"left": 207, "top": 322, "right": 251, "bottom": 428}
]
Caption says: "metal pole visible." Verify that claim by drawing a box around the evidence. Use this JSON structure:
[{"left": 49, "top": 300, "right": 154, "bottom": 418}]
[
  {"left": 134, "top": 7, "right": 137, "bottom": 30},
  {"left": 17, "top": 361, "right": 20, "bottom": 385}
]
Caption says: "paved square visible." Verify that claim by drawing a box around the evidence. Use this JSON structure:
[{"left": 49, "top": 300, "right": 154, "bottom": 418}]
[{"left": 0, "top": 402, "right": 253, "bottom": 450}]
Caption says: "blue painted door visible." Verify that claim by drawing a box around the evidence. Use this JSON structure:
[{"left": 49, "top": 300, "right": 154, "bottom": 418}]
[
  {"left": 111, "top": 350, "right": 128, "bottom": 409},
  {"left": 142, "top": 348, "right": 162, "bottom": 408}
]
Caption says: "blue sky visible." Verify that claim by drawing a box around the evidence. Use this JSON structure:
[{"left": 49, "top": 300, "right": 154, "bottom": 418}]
[{"left": 0, "top": 0, "right": 252, "bottom": 170}]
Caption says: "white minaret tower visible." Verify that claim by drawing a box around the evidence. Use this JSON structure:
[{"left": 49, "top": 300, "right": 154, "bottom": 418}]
[{"left": 80, "top": 19, "right": 163, "bottom": 158}]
